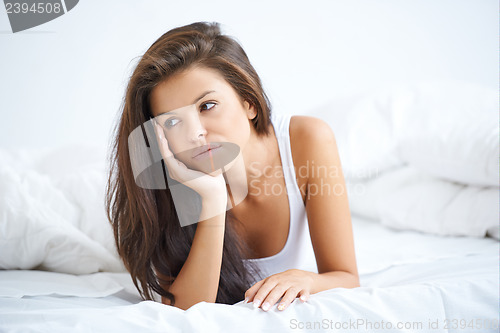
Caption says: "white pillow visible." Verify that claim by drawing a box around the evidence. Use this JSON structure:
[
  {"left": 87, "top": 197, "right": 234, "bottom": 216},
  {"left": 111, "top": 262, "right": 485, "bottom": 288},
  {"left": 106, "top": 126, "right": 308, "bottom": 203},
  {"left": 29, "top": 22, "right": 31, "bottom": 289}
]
[
  {"left": 347, "top": 165, "right": 499, "bottom": 239},
  {"left": 347, "top": 166, "right": 428, "bottom": 220},
  {"left": 306, "top": 88, "right": 405, "bottom": 181},
  {"left": 378, "top": 175, "right": 499, "bottom": 239},
  {"left": 308, "top": 80, "right": 498, "bottom": 187},
  {"left": 395, "top": 81, "right": 499, "bottom": 187}
]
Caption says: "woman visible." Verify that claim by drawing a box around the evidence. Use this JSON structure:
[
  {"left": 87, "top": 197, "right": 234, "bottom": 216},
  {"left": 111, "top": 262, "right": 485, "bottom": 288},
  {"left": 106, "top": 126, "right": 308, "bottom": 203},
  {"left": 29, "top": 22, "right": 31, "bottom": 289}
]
[{"left": 106, "top": 21, "right": 359, "bottom": 312}]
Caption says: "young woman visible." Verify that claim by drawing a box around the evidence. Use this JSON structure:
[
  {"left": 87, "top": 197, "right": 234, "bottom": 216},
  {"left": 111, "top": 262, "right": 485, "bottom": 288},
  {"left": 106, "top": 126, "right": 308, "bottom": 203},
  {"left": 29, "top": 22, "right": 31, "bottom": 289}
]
[{"left": 106, "top": 21, "right": 359, "bottom": 312}]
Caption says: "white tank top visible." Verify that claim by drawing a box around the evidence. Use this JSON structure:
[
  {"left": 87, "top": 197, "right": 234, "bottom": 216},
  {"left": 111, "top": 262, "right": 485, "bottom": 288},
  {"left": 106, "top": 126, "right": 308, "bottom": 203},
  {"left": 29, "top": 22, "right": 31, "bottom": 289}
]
[{"left": 243, "top": 113, "right": 318, "bottom": 284}]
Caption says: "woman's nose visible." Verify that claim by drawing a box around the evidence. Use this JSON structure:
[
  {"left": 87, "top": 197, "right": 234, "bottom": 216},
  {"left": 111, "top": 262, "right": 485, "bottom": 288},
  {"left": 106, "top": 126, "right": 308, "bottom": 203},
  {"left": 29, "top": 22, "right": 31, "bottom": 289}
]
[{"left": 187, "top": 113, "right": 207, "bottom": 143}]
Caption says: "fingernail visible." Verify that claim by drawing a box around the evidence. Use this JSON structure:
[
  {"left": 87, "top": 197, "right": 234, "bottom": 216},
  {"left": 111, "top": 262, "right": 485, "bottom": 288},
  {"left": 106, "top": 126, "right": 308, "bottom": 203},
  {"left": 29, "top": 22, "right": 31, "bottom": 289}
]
[
  {"left": 253, "top": 299, "right": 261, "bottom": 308},
  {"left": 244, "top": 298, "right": 249, "bottom": 304},
  {"left": 278, "top": 303, "right": 285, "bottom": 311},
  {"left": 262, "top": 302, "right": 270, "bottom": 311},
  {"left": 300, "top": 295, "right": 307, "bottom": 302}
]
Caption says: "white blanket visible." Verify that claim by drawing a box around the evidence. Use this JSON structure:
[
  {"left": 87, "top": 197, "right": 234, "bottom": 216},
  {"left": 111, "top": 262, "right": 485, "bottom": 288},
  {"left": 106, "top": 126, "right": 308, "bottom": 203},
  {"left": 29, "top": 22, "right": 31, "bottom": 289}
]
[
  {"left": 0, "top": 217, "right": 498, "bottom": 333},
  {"left": 0, "top": 145, "right": 125, "bottom": 274}
]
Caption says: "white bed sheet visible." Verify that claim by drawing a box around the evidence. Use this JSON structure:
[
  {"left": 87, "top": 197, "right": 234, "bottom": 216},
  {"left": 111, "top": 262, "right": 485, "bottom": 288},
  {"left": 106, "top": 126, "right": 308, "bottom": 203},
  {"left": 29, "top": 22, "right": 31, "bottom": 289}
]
[{"left": 0, "top": 216, "right": 498, "bottom": 333}]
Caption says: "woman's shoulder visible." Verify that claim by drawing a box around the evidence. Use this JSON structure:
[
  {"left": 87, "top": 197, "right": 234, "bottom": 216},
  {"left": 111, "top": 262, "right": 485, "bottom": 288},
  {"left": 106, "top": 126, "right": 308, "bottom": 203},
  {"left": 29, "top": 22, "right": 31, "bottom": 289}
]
[
  {"left": 288, "top": 115, "right": 337, "bottom": 197},
  {"left": 289, "top": 115, "right": 336, "bottom": 159}
]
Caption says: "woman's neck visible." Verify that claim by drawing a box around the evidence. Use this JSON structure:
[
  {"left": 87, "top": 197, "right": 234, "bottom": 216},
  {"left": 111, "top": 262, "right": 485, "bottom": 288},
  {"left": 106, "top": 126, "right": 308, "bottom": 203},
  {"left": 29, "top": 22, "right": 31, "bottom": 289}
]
[{"left": 223, "top": 123, "right": 279, "bottom": 206}]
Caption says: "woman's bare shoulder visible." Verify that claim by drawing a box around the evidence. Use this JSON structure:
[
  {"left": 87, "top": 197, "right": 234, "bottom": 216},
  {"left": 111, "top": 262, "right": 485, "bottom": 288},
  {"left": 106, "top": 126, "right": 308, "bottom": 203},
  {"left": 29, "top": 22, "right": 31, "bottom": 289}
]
[
  {"left": 288, "top": 115, "right": 337, "bottom": 197},
  {"left": 289, "top": 115, "right": 336, "bottom": 157}
]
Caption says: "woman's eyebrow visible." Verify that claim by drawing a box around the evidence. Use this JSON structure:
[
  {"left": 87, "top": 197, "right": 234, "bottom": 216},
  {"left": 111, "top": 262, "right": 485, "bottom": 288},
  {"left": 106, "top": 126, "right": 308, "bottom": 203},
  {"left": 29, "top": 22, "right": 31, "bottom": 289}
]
[
  {"left": 155, "top": 90, "right": 216, "bottom": 117},
  {"left": 192, "top": 90, "right": 216, "bottom": 104}
]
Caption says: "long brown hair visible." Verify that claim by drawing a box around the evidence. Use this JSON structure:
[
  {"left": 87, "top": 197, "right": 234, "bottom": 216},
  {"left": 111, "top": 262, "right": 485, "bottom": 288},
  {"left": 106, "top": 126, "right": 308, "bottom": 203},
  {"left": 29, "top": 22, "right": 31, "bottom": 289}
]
[{"left": 105, "top": 22, "right": 272, "bottom": 305}]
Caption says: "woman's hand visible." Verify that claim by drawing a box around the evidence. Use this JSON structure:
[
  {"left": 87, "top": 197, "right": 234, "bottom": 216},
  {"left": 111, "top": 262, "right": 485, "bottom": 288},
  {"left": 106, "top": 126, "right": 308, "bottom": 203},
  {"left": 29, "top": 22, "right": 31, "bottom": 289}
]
[
  {"left": 154, "top": 122, "right": 227, "bottom": 207},
  {"left": 244, "top": 269, "right": 313, "bottom": 311}
]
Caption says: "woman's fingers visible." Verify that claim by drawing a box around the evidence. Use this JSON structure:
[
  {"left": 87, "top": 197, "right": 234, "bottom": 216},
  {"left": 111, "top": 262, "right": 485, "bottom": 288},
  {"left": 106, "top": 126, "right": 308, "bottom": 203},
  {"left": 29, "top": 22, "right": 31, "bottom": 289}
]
[
  {"left": 249, "top": 277, "right": 278, "bottom": 310},
  {"left": 260, "top": 284, "right": 292, "bottom": 311},
  {"left": 244, "top": 279, "right": 265, "bottom": 304},
  {"left": 298, "top": 289, "right": 310, "bottom": 302},
  {"left": 277, "top": 288, "right": 302, "bottom": 311},
  {"left": 244, "top": 270, "right": 313, "bottom": 312},
  {"left": 153, "top": 121, "right": 188, "bottom": 179},
  {"left": 152, "top": 119, "right": 227, "bottom": 204},
  {"left": 154, "top": 121, "right": 173, "bottom": 159}
]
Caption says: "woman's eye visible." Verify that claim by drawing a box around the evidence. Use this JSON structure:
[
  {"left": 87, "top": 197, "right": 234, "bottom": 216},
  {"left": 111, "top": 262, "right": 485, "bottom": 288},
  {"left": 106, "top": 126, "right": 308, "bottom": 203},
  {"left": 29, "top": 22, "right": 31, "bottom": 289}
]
[
  {"left": 164, "top": 118, "right": 180, "bottom": 128},
  {"left": 200, "top": 102, "right": 216, "bottom": 112}
]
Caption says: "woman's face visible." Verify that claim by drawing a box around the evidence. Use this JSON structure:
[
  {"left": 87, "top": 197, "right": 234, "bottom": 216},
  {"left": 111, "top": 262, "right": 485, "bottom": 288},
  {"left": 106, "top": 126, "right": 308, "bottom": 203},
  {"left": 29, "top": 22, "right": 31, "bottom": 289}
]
[{"left": 149, "top": 66, "right": 256, "bottom": 173}]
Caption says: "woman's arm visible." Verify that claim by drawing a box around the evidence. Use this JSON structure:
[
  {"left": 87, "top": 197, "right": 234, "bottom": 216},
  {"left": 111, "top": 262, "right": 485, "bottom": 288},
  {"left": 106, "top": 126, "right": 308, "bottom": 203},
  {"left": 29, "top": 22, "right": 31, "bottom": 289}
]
[
  {"left": 160, "top": 196, "right": 227, "bottom": 310},
  {"left": 154, "top": 121, "right": 228, "bottom": 310},
  {"left": 295, "top": 116, "right": 360, "bottom": 287},
  {"left": 245, "top": 116, "right": 359, "bottom": 311}
]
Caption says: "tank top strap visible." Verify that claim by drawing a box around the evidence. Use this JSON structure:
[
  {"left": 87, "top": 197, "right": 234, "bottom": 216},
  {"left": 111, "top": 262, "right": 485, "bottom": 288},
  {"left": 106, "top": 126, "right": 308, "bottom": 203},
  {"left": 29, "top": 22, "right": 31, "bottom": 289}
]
[{"left": 270, "top": 113, "right": 303, "bottom": 204}]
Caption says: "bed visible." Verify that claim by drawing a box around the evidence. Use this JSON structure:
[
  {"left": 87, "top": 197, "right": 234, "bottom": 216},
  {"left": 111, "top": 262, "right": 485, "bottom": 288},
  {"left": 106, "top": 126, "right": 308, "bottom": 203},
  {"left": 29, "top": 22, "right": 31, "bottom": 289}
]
[
  {"left": 0, "top": 80, "right": 498, "bottom": 332},
  {"left": 0, "top": 216, "right": 497, "bottom": 332}
]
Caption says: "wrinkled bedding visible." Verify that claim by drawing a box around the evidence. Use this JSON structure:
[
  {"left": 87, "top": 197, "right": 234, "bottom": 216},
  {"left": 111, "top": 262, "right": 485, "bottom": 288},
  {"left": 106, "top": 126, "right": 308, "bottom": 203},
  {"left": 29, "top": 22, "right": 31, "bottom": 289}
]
[{"left": 0, "top": 217, "right": 498, "bottom": 333}]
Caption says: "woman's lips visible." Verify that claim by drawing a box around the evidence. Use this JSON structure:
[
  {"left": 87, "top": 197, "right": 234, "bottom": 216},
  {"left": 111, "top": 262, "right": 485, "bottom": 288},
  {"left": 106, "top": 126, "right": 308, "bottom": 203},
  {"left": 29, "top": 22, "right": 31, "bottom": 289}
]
[
  {"left": 171, "top": 142, "right": 239, "bottom": 174},
  {"left": 192, "top": 144, "right": 222, "bottom": 160}
]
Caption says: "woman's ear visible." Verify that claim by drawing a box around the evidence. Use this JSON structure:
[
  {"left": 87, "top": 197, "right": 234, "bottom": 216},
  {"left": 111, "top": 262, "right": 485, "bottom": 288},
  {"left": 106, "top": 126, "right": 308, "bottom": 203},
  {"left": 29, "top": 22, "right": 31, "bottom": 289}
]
[{"left": 244, "top": 100, "right": 257, "bottom": 120}]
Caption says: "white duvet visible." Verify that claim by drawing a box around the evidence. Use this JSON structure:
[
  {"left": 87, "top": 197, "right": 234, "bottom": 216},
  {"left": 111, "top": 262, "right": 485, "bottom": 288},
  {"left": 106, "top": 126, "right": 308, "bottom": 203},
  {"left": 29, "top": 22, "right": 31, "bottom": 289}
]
[
  {"left": 0, "top": 145, "right": 125, "bottom": 274},
  {"left": 0, "top": 217, "right": 498, "bottom": 333}
]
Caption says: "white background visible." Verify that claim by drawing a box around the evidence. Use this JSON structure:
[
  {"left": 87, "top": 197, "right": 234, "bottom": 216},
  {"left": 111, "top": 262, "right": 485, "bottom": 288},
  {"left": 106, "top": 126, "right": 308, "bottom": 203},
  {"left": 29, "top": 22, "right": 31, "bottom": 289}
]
[{"left": 0, "top": 0, "right": 498, "bottom": 150}]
